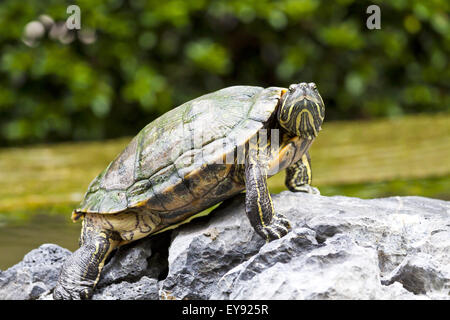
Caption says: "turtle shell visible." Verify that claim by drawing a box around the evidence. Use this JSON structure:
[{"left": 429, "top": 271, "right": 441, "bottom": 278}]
[{"left": 75, "top": 86, "right": 284, "bottom": 220}]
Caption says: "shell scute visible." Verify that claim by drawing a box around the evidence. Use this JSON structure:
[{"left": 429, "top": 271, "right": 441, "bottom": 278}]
[{"left": 76, "top": 86, "right": 285, "bottom": 215}]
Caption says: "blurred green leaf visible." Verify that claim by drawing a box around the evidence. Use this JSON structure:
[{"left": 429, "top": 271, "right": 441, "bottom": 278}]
[
  {"left": 0, "top": 0, "right": 448, "bottom": 146},
  {"left": 185, "top": 39, "right": 231, "bottom": 75}
]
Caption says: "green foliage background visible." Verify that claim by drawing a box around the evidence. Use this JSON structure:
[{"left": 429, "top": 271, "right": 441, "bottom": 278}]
[{"left": 0, "top": 0, "right": 448, "bottom": 146}]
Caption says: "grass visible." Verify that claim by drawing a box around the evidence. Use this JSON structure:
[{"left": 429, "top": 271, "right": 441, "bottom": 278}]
[{"left": 0, "top": 113, "right": 449, "bottom": 223}]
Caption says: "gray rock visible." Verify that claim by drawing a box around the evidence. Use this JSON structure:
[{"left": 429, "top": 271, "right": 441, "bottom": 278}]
[
  {"left": 93, "top": 276, "right": 159, "bottom": 300},
  {"left": 164, "top": 192, "right": 449, "bottom": 300},
  {"left": 97, "top": 238, "right": 153, "bottom": 288},
  {"left": 382, "top": 253, "right": 449, "bottom": 296},
  {"left": 160, "top": 195, "right": 265, "bottom": 299},
  {"left": 97, "top": 231, "right": 170, "bottom": 289},
  {"left": 212, "top": 233, "right": 419, "bottom": 299},
  {"left": 0, "top": 244, "right": 71, "bottom": 300},
  {"left": 1, "top": 192, "right": 449, "bottom": 300}
]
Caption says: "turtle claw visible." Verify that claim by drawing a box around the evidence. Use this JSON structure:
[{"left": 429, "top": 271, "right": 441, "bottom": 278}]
[
  {"left": 293, "top": 184, "right": 320, "bottom": 195},
  {"left": 53, "top": 283, "right": 93, "bottom": 300},
  {"left": 52, "top": 250, "right": 96, "bottom": 300},
  {"left": 261, "top": 213, "right": 292, "bottom": 242}
]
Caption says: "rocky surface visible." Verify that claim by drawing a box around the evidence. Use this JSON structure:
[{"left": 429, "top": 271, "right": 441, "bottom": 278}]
[
  {"left": 1, "top": 192, "right": 449, "bottom": 300},
  {"left": 0, "top": 244, "right": 71, "bottom": 300}
]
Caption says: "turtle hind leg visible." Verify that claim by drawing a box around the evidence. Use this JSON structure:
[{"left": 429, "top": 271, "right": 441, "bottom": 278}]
[
  {"left": 53, "top": 214, "right": 120, "bottom": 300},
  {"left": 285, "top": 152, "right": 320, "bottom": 195}
]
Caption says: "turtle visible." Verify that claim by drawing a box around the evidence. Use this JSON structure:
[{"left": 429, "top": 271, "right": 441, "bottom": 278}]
[{"left": 53, "top": 82, "right": 325, "bottom": 299}]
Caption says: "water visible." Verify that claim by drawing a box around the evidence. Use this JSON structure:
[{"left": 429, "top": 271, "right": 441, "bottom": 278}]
[{"left": 0, "top": 214, "right": 80, "bottom": 270}]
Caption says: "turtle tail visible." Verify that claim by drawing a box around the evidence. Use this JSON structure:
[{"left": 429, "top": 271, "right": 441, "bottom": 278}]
[{"left": 71, "top": 210, "right": 84, "bottom": 222}]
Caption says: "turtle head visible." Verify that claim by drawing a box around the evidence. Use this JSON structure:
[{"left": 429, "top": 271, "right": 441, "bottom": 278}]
[{"left": 277, "top": 82, "right": 325, "bottom": 139}]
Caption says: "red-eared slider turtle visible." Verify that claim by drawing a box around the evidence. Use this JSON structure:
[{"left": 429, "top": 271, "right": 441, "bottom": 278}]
[{"left": 54, "top": 83, "right": 325, "bottom": 299}]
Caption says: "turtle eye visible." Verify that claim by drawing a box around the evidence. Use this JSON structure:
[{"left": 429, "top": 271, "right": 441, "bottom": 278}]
[
  {"left": 289, "top": 84, "right": 296, "bottom": 91},
  {"left": 309, "top": 82, "right": 317, "bottom": 90}
]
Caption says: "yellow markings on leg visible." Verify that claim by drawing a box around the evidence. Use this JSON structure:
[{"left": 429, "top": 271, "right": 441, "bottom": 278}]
[
  {"left": 272, "top": 223, "right": 288, "bottom": 234},
  {"left": 93, "top": 235, "right": 118, "bottom": 288},
  {"left": 265, "top": 226, "right": 281, "bottom": 239},
  {"left": 248, "top": 136, "right": 273, "bottom": 230},
  {"left": 262, "top": 168, "right": 275, "bottom": 219},
  {"left": 286, "top": 153, "right": 312, "bottom": 191},
  {"left": 81, "top": 232, "right": 103, "bottom": 279},
  {"left": 290, "top": 163, "right": 299, "bottom": 189},
  {"left": 252, "top": 165, "right": 266, "bottom": 228},
  {"left": 301, "top": 154, "right": 312, "bottom": 185},
  {"left": 287, "top": 162, "right": 302, "bottom": 190},
  {"left": 78, "top": 214, "right": 119, "bottom": 291}
]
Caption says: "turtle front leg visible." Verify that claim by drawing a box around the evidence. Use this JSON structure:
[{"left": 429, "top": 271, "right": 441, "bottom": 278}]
[
  {"left": 244, "top": 159, "right": 291, "bottom": 242},
  {"left": 53, "top": 214, "right": 120, "bottom": 300},
  {"left": 285, "top": 152, "right": 320, "bottom": 195}
]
